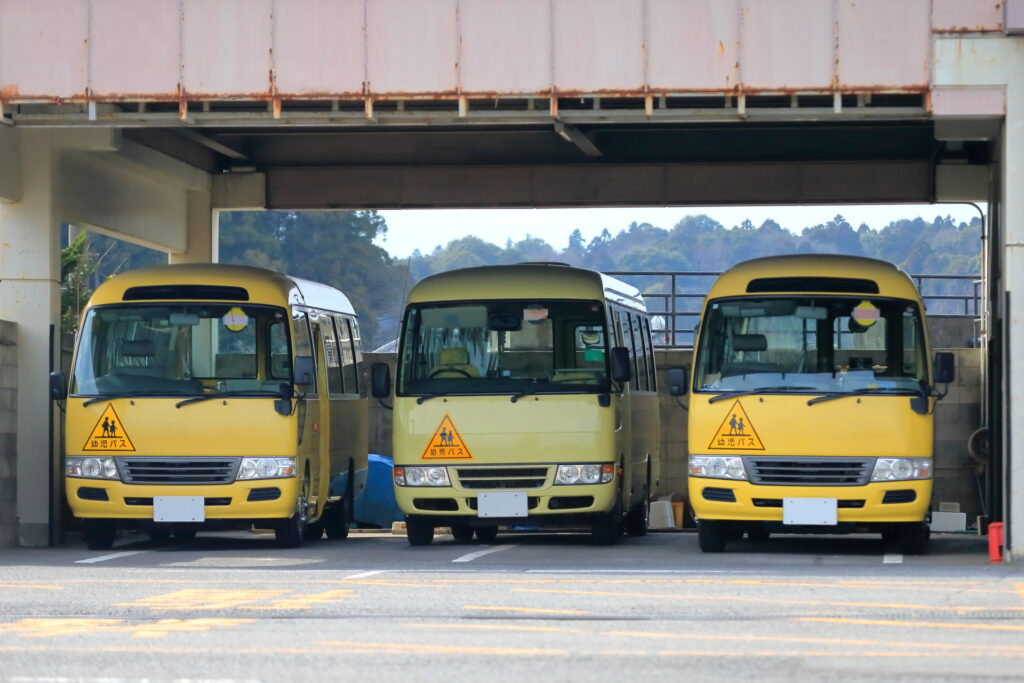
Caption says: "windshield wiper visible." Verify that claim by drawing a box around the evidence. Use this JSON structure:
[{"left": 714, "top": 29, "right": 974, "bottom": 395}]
[
  {"left": 175, "top": 390, "right": 281, "bottom": 409},
  {"left": 708, "top": 386, "right": 819, "bottom": 404},
  {"left": 415, "top": 391, "right": 464, "bottom": 405},
  {"left": 807, "top": 387, "right": 915, "bottom": 406},
  {"left": 82, "top": 391, "right": 172, "bottom": 407}
]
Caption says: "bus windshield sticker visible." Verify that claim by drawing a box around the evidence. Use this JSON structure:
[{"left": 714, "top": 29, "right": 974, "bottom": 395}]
[
  {"left": 222, "top": 306, "right": 249, "bottom": 332},
  {"left": 851, "top": 300, "right": 879, "bottom": 327},
  {"left": 82, "top": 404, "right": 136, "bottom": 452},
  {"left": 523, "top": 305, "right": 549, "bottom": 323},
  {"left": 421, "top": 413, "right": 473, "bottom": 460},
  {"left": 707, "top": 400, "right": 764, "bottom": 451}
]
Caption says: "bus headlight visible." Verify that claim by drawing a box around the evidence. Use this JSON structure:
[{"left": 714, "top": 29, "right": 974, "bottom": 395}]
[
  {"left": 394, "top": 466, "right": 451, "bottom": 487},
  {"left": 236, "top": 457, "right": 296, "bottom": 480},
  {"left": 689, "top": 456, "right": 747, "bottom": 480},
  {"left": 555, "top": 464, "right": 614, "bottom": 485},
  {"left": 871, "top": 458, "right": 932, "bottom": 481},
  {"left": 66, "top": 457, "right": 119, "bottom": 480}
]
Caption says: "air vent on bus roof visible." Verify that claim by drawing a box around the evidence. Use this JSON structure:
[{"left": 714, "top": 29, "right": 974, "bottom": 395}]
[
  {"left": 746, "top": 277, "right": 879, "bottom": 295},
  {"left": 122, "top": 285, "right": 250, "bottom": 301}
]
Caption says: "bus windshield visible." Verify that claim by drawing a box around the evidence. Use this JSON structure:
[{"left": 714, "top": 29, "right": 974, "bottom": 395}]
[
  {"left": 71, "top": 303, "right": 292, "bottom": 397},
  {"left": 398, "top": 300, "right": 609, "bottom": 396},
  {"left": 693, "top": 296, "right": 927, "bottom": 395}
]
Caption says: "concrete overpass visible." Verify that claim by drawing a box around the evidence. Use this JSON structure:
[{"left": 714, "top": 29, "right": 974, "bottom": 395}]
[{"left": 1, "top": 0, "right": 1022, "bottom": 554}]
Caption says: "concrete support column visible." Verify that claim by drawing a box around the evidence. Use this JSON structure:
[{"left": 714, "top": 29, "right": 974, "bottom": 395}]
[
  {"left": 168, "top": 191, "right": 217, "bottom": 264},
  {"left": 0, "top": 130, "right": 62, "bottom": 546}
]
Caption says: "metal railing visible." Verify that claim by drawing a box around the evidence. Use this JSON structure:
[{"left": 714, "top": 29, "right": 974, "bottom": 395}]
[{"left": 607, "top": 271, "right": 981, "bottom": 349}]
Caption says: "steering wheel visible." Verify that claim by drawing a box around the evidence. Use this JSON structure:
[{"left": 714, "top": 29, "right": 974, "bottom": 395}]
[{"left": 429, "top": 368, "right": 473, "bottom": 378}]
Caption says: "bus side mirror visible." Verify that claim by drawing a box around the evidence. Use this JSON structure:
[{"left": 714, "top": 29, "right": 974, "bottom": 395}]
[
  {"left": 49, "top": 371, "right": 67, "bottom": 401},
  {"left": 371, "top": 362, "right": 391, "bottom": 398},
  {"left": 934, "top": 352, "right": 955, "bottom": 385},
  {"left": 610, "top": 346, "right": 632, "bottom": 384},
  {"left": 293, "top": 355, "right": 315, "bottom": 386},
  {"left": 667, "top": 367, "right": 688, "bottom": 396}
]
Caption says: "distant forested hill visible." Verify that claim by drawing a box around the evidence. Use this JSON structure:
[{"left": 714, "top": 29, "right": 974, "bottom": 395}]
[{"left": 63, "top": 211, "right": 982, "bottom": 348}]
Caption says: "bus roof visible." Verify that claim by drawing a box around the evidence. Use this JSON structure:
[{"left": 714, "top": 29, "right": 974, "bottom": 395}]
[
  {"left": 407, "top": 263, "right": 646, "bottom": 311},
  {"left": 707, "top": 254, "right": 922, "bottom": 302},
  {"left": 87, "top": 263, "right": 356, "bottom": 315}
]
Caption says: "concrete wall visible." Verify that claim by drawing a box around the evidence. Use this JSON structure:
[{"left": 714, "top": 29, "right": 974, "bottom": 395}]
[
  {"left": 365, "top": 347, "right": 983, "bottom": 525},
  {"left": 0, "top": 320, "right": 17, "bottom": 546}
]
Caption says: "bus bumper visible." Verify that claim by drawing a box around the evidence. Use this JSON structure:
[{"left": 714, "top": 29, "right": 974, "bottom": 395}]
[
  {"left": 394, "top": 480, "right": 618, "bottom": 523},
  {"left": 688, "top": 478, "right": 932, "bottom": 524},
  {"left": 65, "top": 477, "right": 299, "bottom": 522}
]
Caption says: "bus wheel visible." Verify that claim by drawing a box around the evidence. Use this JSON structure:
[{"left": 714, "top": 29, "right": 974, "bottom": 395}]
[
  {"left": 624, "top": 497, "right": 649, "bottom": 537},
  {"left": 451, "top": 524, "right": 474, "bottom": 543},
  {"left": 895, "top": 522, "right": 930, "bottom": 555},
  {"left": 325, "top": 467, "right": 354, "bottom": 540},
  {"left": 474, "top": 525, "right": 498, "bottom": 544},
  {"left": 303, "top": 517, "right": 325, "bottom": 541},
  {"left": 406, "top": 518, "right": 434, "bottom": 546},
  {"left": 276, "top": 476, "right": 309, "bottom": 548},
  {"left": 747, "top": 524, "right": 770, "bottom": 542},
  {"left": 697, "top": 520, "right": 727, "bottom": 553},
  {"left": 591, "top": 509, "right": 621, "bottom": 546},
  {"left": 83, "top": 520, "right": 116, "bottom": 550}
]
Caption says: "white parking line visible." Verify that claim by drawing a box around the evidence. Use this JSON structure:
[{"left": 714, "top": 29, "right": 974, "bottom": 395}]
[
  {"left": 345, "top": 570, "right": 388, "bottom": 579},
  {"left": 882, "top": 553, "right": 904, "bottom": 564},
  {"left": 452, "top": 544, "right": 519, "bottom": 563},
  {"left": 75, "top": 550, "right": 147, "bottom": 564}
]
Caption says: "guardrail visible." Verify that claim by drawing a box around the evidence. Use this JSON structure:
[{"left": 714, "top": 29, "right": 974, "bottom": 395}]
[{"left": 607, "top": 271, "right": 981, "bottom": 349}]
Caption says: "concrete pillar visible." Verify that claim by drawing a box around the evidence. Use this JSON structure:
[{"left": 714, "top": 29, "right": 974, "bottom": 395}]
[
  {"left": 935, "top": 35, "right": 1024, "bottom": 559},
  {"left": 168, "top": 191, "right": 217, "bottom": 264},
  {"left": 0, "top": 130, "right": 62, "bottom": 546}
]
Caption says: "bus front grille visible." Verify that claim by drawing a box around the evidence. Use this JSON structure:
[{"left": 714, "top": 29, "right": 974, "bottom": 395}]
[
  {"left": 119, "top": 458, "right": 239, "bottom": 485},
  {"left": 455, "top": 467, "right": 549, "bottom": 490},
  {"left": 746, "top": 458, "right": 872, "bottom": 486}
]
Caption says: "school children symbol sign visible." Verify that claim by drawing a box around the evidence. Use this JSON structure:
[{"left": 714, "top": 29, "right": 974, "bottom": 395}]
[
  {"left": 82, "top": 404, "right": 136, "bottom": 452},
  {"left": 708, "top": 400, "right": 764, "bottom": 451},
  {"left": 421, "top": 413, "right": 473, "bottom": 460}
]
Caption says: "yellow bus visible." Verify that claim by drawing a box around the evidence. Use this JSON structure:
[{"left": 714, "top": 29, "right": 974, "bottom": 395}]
[
  {"left": 372, "top": 263, "right": 662, "bottom": 546},
  {"left": 682, "top": 255, "right": 954, "bottom": 554},
  {"left": 51, "top": 264, "right": 368, "bottom": 549}
]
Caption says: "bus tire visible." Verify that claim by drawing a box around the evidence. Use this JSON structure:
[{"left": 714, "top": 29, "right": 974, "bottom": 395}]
[
  {"left": 303, "top": 518, "right": 325, "bottom": 541},
  {"left": 591, "top": 508, "right": 621, "bottom": 546},
  {"left": 747, "top": 524, "right": 770, "bottom": 542},
  {"left": 624, "top": 481, "right": 650, "bottom": 537},
  {"left": 451, "top": 524, "right": 474, "bottom": 543},
  {"left": 474, "top": 525, "right": 498, "bottom": 544},
  {"left": 325, "top": 465, "right": 354, "bottom": 540},
  {"left": 895, "top": 522, "right": 930, "bottom": 555},
  {"left": 697, "top": 519, "right": 727, "bottom": 553},
  {"left": 83, "top": 520, "right": 116, "bottom": 550},
  {"left": 406, "top": 518, "right": 434, "bottom": 546},
  {"left": 276, "top": 474, "right": 310, "bottom": 548}
]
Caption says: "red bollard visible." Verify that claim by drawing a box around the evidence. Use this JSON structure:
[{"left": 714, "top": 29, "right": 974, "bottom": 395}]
[{"left": 988, "top": 522, "right": 1004, "bottom": 563}]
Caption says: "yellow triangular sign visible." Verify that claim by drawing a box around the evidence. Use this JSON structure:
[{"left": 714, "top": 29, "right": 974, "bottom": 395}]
[
  {"left": 421, "top": 413, "right": 473, "bottom": 460},
  {"left": 707, "top": 399, "right": 764, "bottom": 451},
  {"left": 82, "top": 404, "right": 136, "bottom": 452}
]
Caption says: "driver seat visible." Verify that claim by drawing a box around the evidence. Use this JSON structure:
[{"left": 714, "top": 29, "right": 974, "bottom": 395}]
[{"left": 430, "top": 347, "right": 480, "bottom": 378}]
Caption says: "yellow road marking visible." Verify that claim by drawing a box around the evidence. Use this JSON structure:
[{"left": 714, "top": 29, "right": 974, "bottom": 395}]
[
  {"left": 0, "top": 618, "right": 254, "bottom": 639},
  {"left": 801, "top": 617, "right": 1024, "bottom": 633},
  {"left": 655, "top": 649, "right": 1024, "bottom": 659},
  {"left": 605, "top": 630, "right": 1024, "bottom": 653},
  {"left": 115, "top": 589, "right": 289, "bottom": 610},
  {"left": 407, "top": 622, "right": 586, "bottom": 634},
  {"left": 0, "top": 583, "right": 62, "bottom": 590},
  {"left": 513, "top": 588, "right": 1017, "bottom": 613},
  {"left": 462, "top": 605, "right": 590, "bottom": 615},
  {"left": 245, "top": 590, "right": 356, "bottom": 611},
  {"left": 315, "top": 640, "right": 564, "bottom": 656}
]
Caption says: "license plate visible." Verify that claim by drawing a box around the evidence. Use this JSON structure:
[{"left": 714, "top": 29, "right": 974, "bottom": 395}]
[
  {"left": 783, "top": 497, "right": 837, "bottom": 526},
  {"left": 153, "top": 496, "right": 205, "bottom": 522},
  {"left": 477, "top": 492, "right": 527, "bottom": 518}
]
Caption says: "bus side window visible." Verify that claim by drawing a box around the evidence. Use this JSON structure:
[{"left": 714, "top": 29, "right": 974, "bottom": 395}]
[
  {"left": 618, "top": 310, "right": 636, "bottom": 389},
  {"left": 336, "top": 315, "right": 359, "bottom": 395},
  {"left": 320, "top": 314, "right": 345, "bottom": 395},
  {"left": 629, "top": 313, "right": 648, "bottom": 391},
  {"left": 292, "top": 309, "right": 317, "bottom": 395}
]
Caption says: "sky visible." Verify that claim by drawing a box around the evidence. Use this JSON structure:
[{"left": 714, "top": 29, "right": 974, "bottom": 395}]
[{"left": 375, "top": 203, "right": 985, "bottom": 259}]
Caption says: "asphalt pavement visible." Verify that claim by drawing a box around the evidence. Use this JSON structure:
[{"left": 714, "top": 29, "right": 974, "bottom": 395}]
[{"left": 0, "top": 529, "right": 1020, "bottom": 682}]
